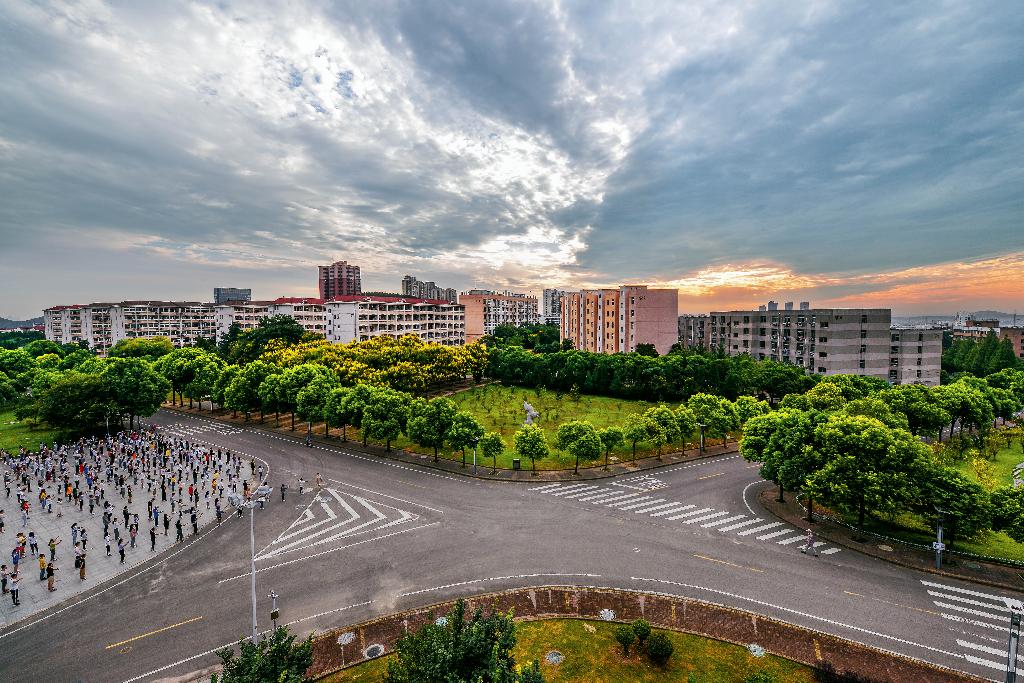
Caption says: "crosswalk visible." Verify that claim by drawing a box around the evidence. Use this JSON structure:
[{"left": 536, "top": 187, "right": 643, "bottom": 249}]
[
  {"left": 529, "top": 483, "right": 840, "bottom": 554},
  {"left": 922, "top": 579, "right": 1024, "bottom": 677},
  {"left": 162, "top": 421, "right": 244, "bottom": 437}
]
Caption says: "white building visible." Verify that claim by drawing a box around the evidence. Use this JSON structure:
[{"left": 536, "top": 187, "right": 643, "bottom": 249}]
[
  {"left": 45, "top": 301, "right": 217, "bottom": 353},
  {"left": 325, "top": 295, "right": 465, "bottom": 346}
]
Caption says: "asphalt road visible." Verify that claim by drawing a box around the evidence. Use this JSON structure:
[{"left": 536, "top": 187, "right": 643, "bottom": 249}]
[{"left": 0, "top": 409, "right": 1019, "bottom": 682}]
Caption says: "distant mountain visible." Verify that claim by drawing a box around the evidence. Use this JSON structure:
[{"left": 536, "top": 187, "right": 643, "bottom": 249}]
[
  {"left": 891, "top": 310, "right": 1021, "bottom": 327},
  {"left": 0, "top": 316, "right": 43, "bottom": 328},
  {"left": 973, "top": 311, "right": 1020, "bottom": 324}
]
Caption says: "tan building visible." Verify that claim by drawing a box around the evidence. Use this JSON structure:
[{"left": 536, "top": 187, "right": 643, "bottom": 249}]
[
  {"left": 560, "top": 285, "right": 679, "bottom": 355},
  {"left": 459, "top": 291, "right": 539, "bottom": 343},
  {"left": 318, "top": 260, "right": 362, "bottom": 299},
  {"left": 678, "top": 303, "right": 942, "bottom": 385},
  {"left": 1001, "top": 327, "right": 1024, "bottom": 359}
]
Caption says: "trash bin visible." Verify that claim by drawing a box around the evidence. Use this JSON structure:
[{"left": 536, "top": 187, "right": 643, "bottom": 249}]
[{"left": 512, "top": 458, "right": 521, "bottom": 470}]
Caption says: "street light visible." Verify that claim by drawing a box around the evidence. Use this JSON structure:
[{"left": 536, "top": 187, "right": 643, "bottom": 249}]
[
  {"left": 269, "top": 589, "right": 280, "bottom": 631},
  {"left": 933, "top": 505, "right": 947, "bottom": 571},
  {"left": 697, "top": 423, "right": 706, "bottom": 454},
  {"left": 470, "top": 436, "right": 480, "bottom": 475},
  {"left": 229, "top": 485, "right": 271, "bottom": 643},
  {"left": 1004, "top": 598, "right": 1023, "bottom": 683}
]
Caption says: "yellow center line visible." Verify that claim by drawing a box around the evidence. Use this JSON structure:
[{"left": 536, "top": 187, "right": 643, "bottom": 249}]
[
  {"left": 843, "top": 591, "right": 940, "bottom": 616},
  {"left": 105, "top": 616, "right": 204, "bottom": 650},
  {"left": 697, "top": 472, "right": 725, "bottom": 480},
  {"left": 694, "top": 553, "right": 764, "bottom": 573}
]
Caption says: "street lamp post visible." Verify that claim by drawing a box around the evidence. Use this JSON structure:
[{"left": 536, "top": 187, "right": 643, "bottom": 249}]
[
  {"left": 934, "top": 506, "right": 946, "bottom": 571},
  {"left": 1005, "top": 598, "right": 1023, "bottom": 683},
  {"left": 471, "top": 436, "right": 480, "bottom": 475},
  {"left": 230, "top": 486, "right": 271, "bottom": 643},
  {"left": 698, "top": 423, "right": 706, "bottom": 454},
  {"left": 269, "top": 589, "right": 280, "bottom": 631}
]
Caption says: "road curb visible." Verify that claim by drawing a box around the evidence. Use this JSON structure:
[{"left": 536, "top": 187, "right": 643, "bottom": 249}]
[{"left": 159, "top": 405, "right": 740, "bottom": 482}]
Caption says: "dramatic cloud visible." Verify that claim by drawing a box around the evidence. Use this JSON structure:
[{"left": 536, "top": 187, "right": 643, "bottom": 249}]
[{"left": 0, "top": 0, "right": 1021, "bottom": 317}]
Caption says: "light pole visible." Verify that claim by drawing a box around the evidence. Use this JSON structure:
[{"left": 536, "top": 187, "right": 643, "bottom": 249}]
[
  {"left": 471, "top": 436, "right": 480, "bottom": 475},
  {"left": 269, "top": 589, "right": 280, "bottom": 631},
  {"left": 1005, "top": 598, "right": 1023, "bottom": 683},
  {"left": 230, "top": 486, "right": 271, "bottom": 643},
  {"left": 933, "top": 506, "right": 946, "bottom": 570},
  {"left": 698, "top": 423, "right": 706, "bottom": 454}
]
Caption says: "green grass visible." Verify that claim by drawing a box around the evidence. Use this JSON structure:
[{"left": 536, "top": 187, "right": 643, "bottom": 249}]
[
  {"left": 0, "top": 408, "right": 60, "bottom": 453},
  {"left": 320, "top": 618, "right": 814, "bottom": 683},
  {"left": 955, "top": 440, "right": 1024, "bottom": 487}
]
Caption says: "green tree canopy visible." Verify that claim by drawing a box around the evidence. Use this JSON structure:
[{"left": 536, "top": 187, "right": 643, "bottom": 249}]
[
  {"left": 407, "top": 397, "right": 457, "bottom": 461},
  {"left": 514, "top": 424, "right": 549, "bottom": 473},
  {"left": 108, "top": 336, "right": 174, "bottom": 361},
  {"left": 447, "top": 410, "right": 485, "bottom": 466},
  {"left": 555, "top": 420, "right": 603, "bottom": 474},
  {"left": 101, "top": 357, "right": 171, "bottom": 428},
  {"left": 212, "top": 626, "right": 312, "bottom": 683}
]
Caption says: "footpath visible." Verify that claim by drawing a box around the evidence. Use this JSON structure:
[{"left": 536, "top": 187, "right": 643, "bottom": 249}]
[
  {"left": 759, "top": 485, "right": 1024, "bottom": 592},
  {"left": 160, "top": 404, "right": 740, "bottom": 482}
]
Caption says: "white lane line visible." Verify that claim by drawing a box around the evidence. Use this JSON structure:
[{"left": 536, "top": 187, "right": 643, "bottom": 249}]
[
  {"left": 756, "top": 529, "right": 793, "bottom": 541},
  {"left": 921, "top": 580, "right": 1015, "bottom": 604},
  {"left": 736, "top": 522, "right": 783, "bottom": 537},
  {"left": 616, "top": 498, "right": 668, "bottom": 511},
  {"left": 956, "top": 639, "right": 1024, "bottom": 661},
  {"left": 776, "top": 535, "right": 805, "bottom": 545},
  {"left": 576, "top": 491, "right": 630, "bottom": 502},
  {"left": 398, "top": 573, "right": 602, "bottom": 598},
  {"left": 820, "top": 547, "right": 842, "bottom": 555},
  {"left": 940, "top": 613, "right": 1006, "bottom": 632},
  {"left": 557, "top": 487, "right": 604, "bottom": 499},
  {"left": 548, "top": 484, "right": 598, "bottom": 497},
  {"left": 528, "top": 483, "right": 564, "bottom": 492},
  {"left": 718, "top": 518, "right": 763, "bottom": 532},
  {"left": 664, "top": 507, "right": 714, "bottom": 521},
  {"left": 607, "top": 496, "right": 654, "bottom": 508},
  {"left": 933, "top": 600, "right": 1007, "bottom": 623},
  {"left": 681, "top": 511, "right": 731, "bottom": 525},
  {"left": 630, "top": 501, "right": 682, "bottom": 514},
  {"left": 701, "top": 514, "right": 746, "bottom": 528},
  {"left": 649, "top": 504, "right": 696, "bottom": 518},
  {"left": 928, "top": 590, "right": 1012, "bottom": 612},
  {"left": 327, "top": 478, "right": 444, "bottom": 514}
]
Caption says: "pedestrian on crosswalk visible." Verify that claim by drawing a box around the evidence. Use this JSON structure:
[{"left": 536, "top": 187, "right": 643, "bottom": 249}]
[{"left": 800, "top": 527, "right": 819, "bottom": 556}]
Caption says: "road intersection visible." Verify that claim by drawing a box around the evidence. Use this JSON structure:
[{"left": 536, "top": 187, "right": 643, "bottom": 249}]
[{"left": 0, "top": 409, "right": 1018, "bottom": 682}]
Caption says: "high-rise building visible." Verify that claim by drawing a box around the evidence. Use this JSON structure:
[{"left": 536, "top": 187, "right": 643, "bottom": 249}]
[
  {"left": 542, "top": 289, "right": 570, "bottom": 326},
  {"left": 213, "top": 287, "right": 252, "bottom": 305},
  {"left": 318, "top": 260, "right": 362, "bottom": 299},
  {"left": 678, "top": 303, "right": 942, "bottom": 385},
  {"left": 459, "top": 291, "right": 540, "bottom": 342},
  {"left": 560, "top": 285, "right": 679, "bottom": 355},
  {"left": 401, "top": 275, "right": 458, "bottom": 303}
]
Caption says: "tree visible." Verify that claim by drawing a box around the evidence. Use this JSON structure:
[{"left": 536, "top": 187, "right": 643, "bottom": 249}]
[
  {"left": 687, "top": 393, "right": 739, "bottom": 445},
  {"left": 479, "top": 432, "right": 506, "bottom": 473},
  {"left": 407, "top": 397, "right": 457, "bottom": 462},
  {"left": 154, "top": 347, "right": 205, "bottom": 407},
  {"left": 384, "top": 599, "right": 540, "bottom": 683},
  {"left": 362, "top": 386, "right": 411, "bottom": 451},
  {"left": 324, "top": 387, "right": 352, "bottom": 440},
  {"left": 21, "top": 339, "right": 62, "bottom": 358},
  {"left": 734, "top": 395, "right": 771, "bottom": 425},
  {"left": 35, "top": 371, "right": 116, "bottom": 435},
  {"left": 673, "top": 406, "right": 698, "bottom": 447},
  {"left": 447, "top": 411, "right": 485, "bottom": 467},
  {"left": 185, "top": 352, "right": 225, "bottom": 411},
  {"left": 917, "top": 467, "right": 992, "bottom": 547},
  {"left": 101, "top": 358, "right": 171, "bottom": 429},
  {"left": 108, "top": 336, "right": 174, "bottom": 362},
  {"left": 877, "top": 385, "right": 949, "bottom": 437},
  {"left": 992, "top": 487, "right": 1024, "bottom": 543},
  {"left": 598, "top": 426, "right": 624, "bottom": 470},
  {"left": 296, "top": 374, "right": 340, "bottom": 435},
  {"left": 741, "top": 409, "right": 830, "bottom": 509},
  {"left": 635, "top": 343, "right": 659, "bottom": 357},
  {"left": 224, "top": 361, "right": 279, "bottom": 421},
  {"left": 211, "top": 625, "right": 312, "bottom": 683},
  {"left": 514, "top": 424, "right": 549, "bottom": 474},
  {"left": 622, "top": 413, "right": 651, "bottom": 462},
  {"left": 225, "top": 315, "right": 307, "bottom": 364},
  {"left": 279, "top": 364, "right": 335, "bottom": 430},
  {"left": 646, "top": 632, "right": 674, "bottom": 667},
  {"left": 631, "top": 619, "right": 651, "bottom": 646},
  {"left": 614, "top": 624, "right": 636, "bottom": 656},
  {"left": 934, "top": 380, "right": 995, "bottom": 445},
  {"left": 212, "top": 365, "right": 240, "bottom": 413},
  {"left": 341, "top": 384, "right": 376, "bottom": 445},
  {"left": 841, "top": 397, "right": 910, "bottom": 431},
  {"left": 555, "top": 420, "right": 602, "bottom": 474},
  {"left": 258, "top": 373, "right": 286, "bottom": 426}
]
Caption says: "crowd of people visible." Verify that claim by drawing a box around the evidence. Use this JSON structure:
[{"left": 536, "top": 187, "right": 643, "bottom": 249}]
[{"left": 0, "top": 427, "right": 264, "bottom": 608}]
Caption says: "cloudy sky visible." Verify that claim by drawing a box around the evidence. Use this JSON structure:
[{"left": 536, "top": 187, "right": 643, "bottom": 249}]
[{"left": 1, "top": 0, "right": 1021, "bottom": 319}]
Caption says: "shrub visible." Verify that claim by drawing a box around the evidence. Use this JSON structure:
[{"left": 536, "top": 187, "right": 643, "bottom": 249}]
[
  {"left": 647, "top": 631, "right": 674, "bottom": 666},
  {"left": 814, "top": 662, "right": 883, "bottom": 683},
  {"left": 614, "top": 624, "right": 636, "bottom": 655},
  {"left": 631, "top": 618, "right": 651, "bottom": 645}
]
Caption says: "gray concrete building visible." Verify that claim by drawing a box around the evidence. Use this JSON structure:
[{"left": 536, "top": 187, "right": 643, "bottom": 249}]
[{"left": 678, "top": 304, "right": 941, "bottom": 386}]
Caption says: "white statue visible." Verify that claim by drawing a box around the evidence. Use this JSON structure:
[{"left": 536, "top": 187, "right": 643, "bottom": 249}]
[{"left": 523, "top": 400, "right": 540, "bottom": 426}]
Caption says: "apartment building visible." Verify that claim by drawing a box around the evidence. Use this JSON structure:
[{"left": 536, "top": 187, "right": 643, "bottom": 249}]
[
  {"left": 542, "top": 289, "right": 571, "bottom": 326},
  {"left": 560, "top": 285, "right": 679, "bottom": 355},
  {"left": 1001, "top": 327, "right": 1024, "bottom": 360},
  {"left": 45, "top": 302, "right": 217, "bottom": 352},
  {"left": 214, "top": 301, "right": 273, "bottom": 336},
  {"left": 678, "top": 303, "right": 942, "bottom": 385},
  {"left": 326, "top": 295, "right": 465, "bottom": 346},
  {"left": 459, "top": 291, "right": 540, "bottom": 343},
  {"left": 318, "top": 260, "right": 362, "bottom": 299},
  {"left": 400, "top": 275, "right": 458, "bottom": 304}
]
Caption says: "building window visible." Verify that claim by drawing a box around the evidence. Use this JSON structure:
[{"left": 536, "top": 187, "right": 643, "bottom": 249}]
[
  {"left": 817, "top": 366, "right": 826, "bottom": 373},
  {"left": 818, "top": 351, "right": 828, "bottom": 358},
  {"left": 819, "top": 336, "right": 827, "bottom": 343},
  {"left": 820, "top": 321, "right": 828, "bottom": 328},
  {"left": 861, "top": 314, "right": 868, "bottom": 323},
  {"left": 859, "top": 360, "right": 865, "bottom": 369}
]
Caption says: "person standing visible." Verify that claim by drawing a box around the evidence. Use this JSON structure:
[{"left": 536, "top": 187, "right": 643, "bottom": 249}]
[
  {"left": 149, "top": 526, "right": 156, "bottom": 552},
  {"left": 801, "top": 527, "right": 819, "bottom": 557},
  {"left": 129, "top": 525, "right": 137, "bottom": 549},
  {"left": 80, "top": 528, "right": 88, "bottom": 550},
  {"left": 0, "top": 563, "right": 7, "bottom": 594},
  {"left": 48, "top": 537, "right": 60, "bottom": 562},
  {"left": 163, "top": 513, "right": 170, "bottom": 537},
  {"left": 104, "top": 533, "right": 111, "bottom": 557},
  {"left": 117, "top": 538, "right": 126, "bottom": 564},
  {"left": 298, "top": 478, "right": 305, "bottom": 496},
  {"left": 175, "top": 516, "right": 183, "bottom": 543},
  {"left": 9, "top": 571, "right": 20, "bottom": 605},
  {"left": 280, "top": 482, "right": 287, "bottom": 501},
  {"left": 38, "top": 553, "right": 47, "bottom": 581},
  {"left": 315, "top": 472, "right": 324, "bottom": 490},
  {"left": 78, "top": 552, "right": 86, "bottom": 581},
  {"left": 46, "top": 561, "right": 57, "bottom": 591}
]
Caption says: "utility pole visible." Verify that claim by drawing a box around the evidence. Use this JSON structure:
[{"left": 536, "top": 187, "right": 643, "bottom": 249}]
[
  {"left": 1005, "top": 598, "right": 1022, "bottom": 683},
  {"left": 269, "top": 590, "right": 280, "bottom": 631},
  {"left": 933, "top": 506, "right": 946, "bottom": 570}
]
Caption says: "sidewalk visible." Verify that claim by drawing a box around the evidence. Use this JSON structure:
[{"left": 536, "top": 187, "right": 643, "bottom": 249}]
[
  {"left": 160, "top": 404, "right": 740, "bottom": 481},
  {"left": 758, "top": 485, "right": 1024, "bottom": 592}
]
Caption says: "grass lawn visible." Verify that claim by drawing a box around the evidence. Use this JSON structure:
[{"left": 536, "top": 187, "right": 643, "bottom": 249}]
[
  {"left": 0, "top": 408, "right": 60, "bottom": 453},
  {"left": 320, "top": 618, "right": 813, "bottom": 683}
]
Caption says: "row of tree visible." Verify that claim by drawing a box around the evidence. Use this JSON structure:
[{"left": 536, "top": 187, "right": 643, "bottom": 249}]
[
  {"left": 942, "top": 331, "right": 1021, "bottom": 378},
  {"left": 741, "top": 369, "right": 1024, "bottom": 546}
]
